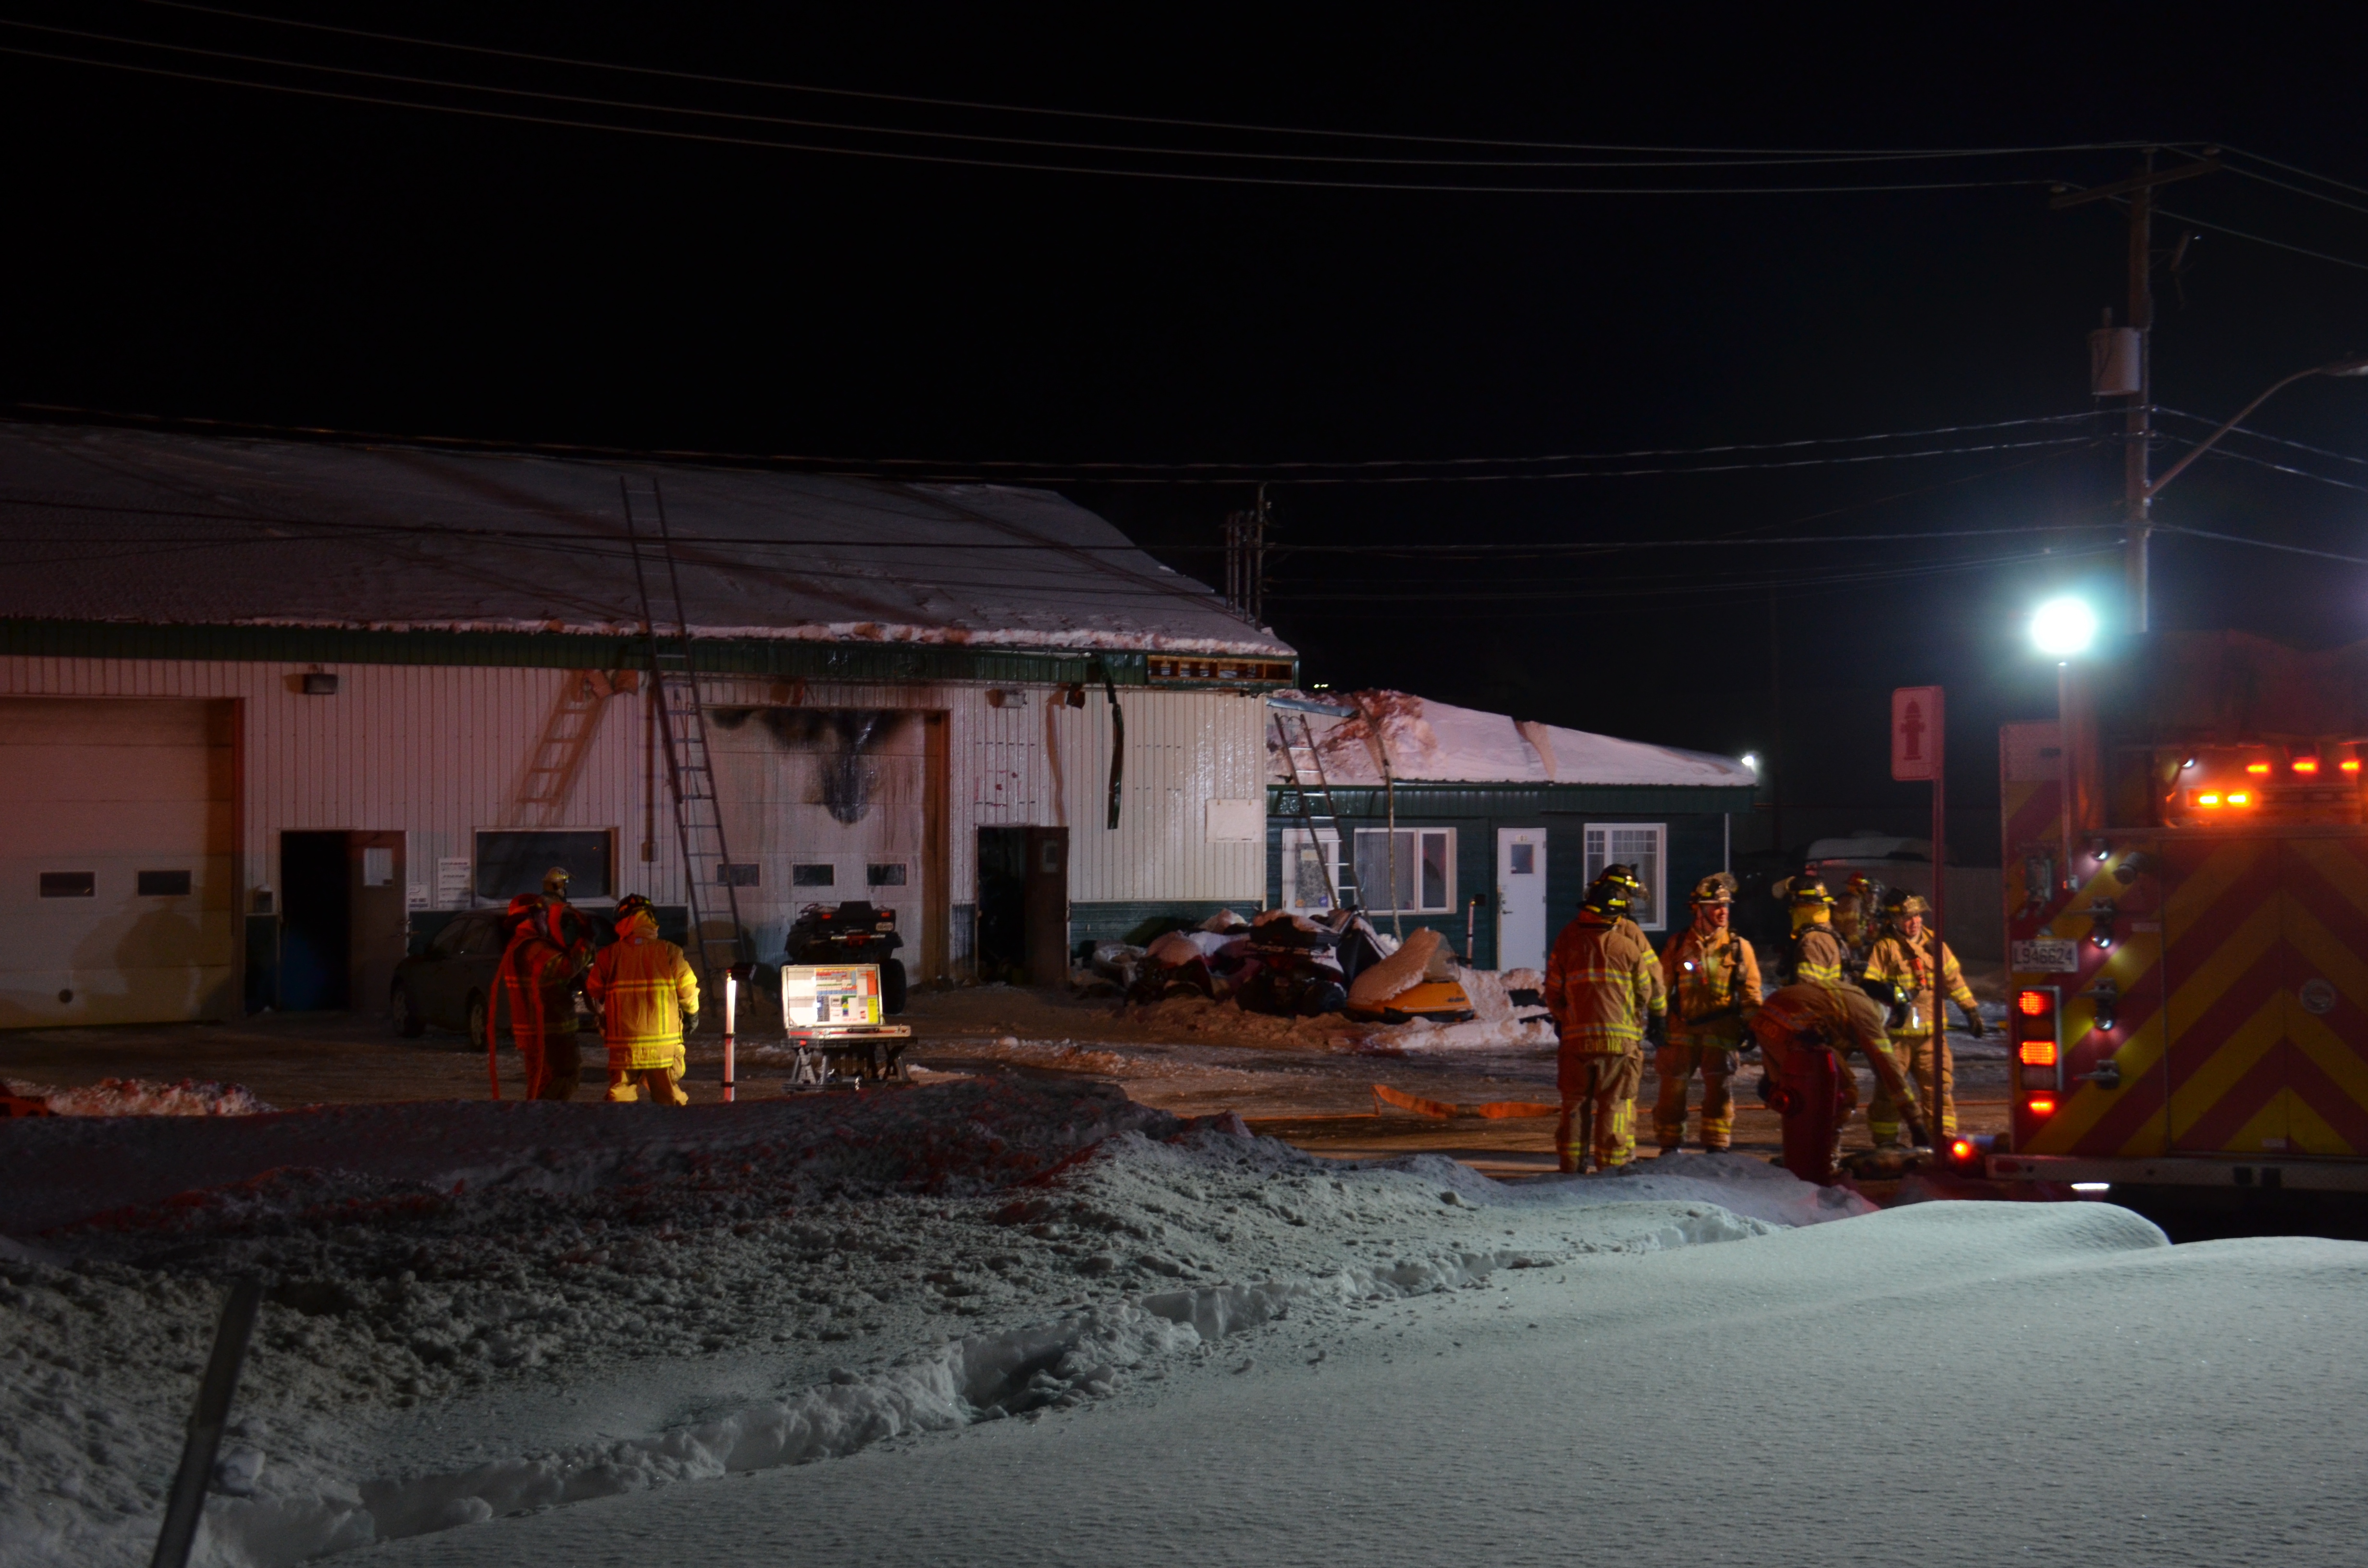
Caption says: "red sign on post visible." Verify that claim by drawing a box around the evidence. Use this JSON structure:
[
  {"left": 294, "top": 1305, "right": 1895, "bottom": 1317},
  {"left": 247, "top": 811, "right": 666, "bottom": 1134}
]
[{"left": 1892, "top": 686, "right": 1943, "bottom": 781}]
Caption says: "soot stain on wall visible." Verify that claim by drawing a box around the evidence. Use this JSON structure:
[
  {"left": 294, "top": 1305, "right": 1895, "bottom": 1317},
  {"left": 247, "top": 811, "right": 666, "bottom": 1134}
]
[{"left": 710, "top": 708, "right": 913, "bottom": 824}]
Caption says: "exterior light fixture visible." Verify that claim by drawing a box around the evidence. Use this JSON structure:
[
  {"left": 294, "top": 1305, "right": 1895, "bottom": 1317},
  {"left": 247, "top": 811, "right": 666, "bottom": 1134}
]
[
  {"left": 1740, "top": 752, "right": 1760, "bottom": 773},
  {"left": 2030, "top": 597, "right": 2098, "bottom": 658}
]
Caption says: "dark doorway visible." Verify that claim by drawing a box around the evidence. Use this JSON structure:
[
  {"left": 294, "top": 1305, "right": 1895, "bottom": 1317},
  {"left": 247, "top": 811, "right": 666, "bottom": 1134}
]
[
  {"left": 280, "top": 831, "right": 350, "bottom": 1010},
  {"left": 975, "top": 826, "right": 1071, "bottom": 986},
  {"left": 976, "top": 827, "right": 1028, "bottom": 984}
]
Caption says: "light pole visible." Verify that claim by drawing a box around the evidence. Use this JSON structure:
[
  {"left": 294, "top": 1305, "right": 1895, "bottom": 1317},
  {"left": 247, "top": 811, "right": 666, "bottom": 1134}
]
[
  {"left": 2032, "top": 596, "right": 2099, "bottom": 893},
  {"left": 2130, "top": 355, "right": 2368, "bottom": 630}
]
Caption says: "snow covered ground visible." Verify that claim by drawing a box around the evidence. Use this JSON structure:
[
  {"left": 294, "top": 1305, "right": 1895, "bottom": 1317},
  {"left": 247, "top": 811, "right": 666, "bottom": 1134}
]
[{"left": 5, "top": 1077, "right": 2361, "bottom": 1567}]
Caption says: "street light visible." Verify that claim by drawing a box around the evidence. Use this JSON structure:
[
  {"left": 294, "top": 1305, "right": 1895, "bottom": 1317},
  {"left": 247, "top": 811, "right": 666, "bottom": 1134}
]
[
  {"left": 2130, "top": 355, "right": 2368, "bottom": 628},
  {"left": 2031, "top": 597, "right": 2099, "bottom": 660}
]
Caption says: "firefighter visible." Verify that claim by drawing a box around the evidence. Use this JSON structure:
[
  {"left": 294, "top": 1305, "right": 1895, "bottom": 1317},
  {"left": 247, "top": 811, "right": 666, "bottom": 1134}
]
[
  {"left": 489, "top": 893, "right": 594, "bottom": 1101},
  {"left": 1860, "top": 891, "right": 1985, "bottom": 1144},
  {"left": 1749, "top": 981, "right": 1931, "bottom": 1184},
  {"left": 1772, "top": 876, "right": 1850, "bottom": 989},
  {"left": 1832, "top": 872, "right": 1885, "bottom": 976},
  {"left": 588, "top": 894, "right": 701, "bottom": 1105},
  {"left": 1543, "top": 864, "right": 1667, "bottom": 1174},
  {"left": 1653, "top": 872, "right": 1762, "bottom": 1153}
]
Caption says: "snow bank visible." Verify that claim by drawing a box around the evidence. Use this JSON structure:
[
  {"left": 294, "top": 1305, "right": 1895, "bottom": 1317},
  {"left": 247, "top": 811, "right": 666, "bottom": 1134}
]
[
  {"left": 0, "top": 1079, "right": 1851, "bottom": 1566},
  {"left": 2, "top": 1078, "right": 275, "bottom": 1117}
]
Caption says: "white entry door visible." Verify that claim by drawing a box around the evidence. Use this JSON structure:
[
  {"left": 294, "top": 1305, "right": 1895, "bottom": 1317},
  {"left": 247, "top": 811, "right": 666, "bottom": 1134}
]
[{"left": 1495, "top": 827, "right": 1548, "bottom": 974}]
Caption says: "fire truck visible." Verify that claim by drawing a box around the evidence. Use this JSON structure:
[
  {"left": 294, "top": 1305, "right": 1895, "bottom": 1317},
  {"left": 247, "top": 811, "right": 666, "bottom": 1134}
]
[{"left": 1988, "top": 630, "right": 2368, "bottom": 1194}]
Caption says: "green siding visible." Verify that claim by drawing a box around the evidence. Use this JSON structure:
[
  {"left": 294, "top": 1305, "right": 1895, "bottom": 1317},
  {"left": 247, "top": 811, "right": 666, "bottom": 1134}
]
[
  {"left": 0, "top": 618, "right": 1297, "bottom": 689},
  {"left": 1265, "top": 781, "right": 1748, "bottom": 967},
  {"left": 1071, "top": 899, "right": 1261, "bottom": 949}
]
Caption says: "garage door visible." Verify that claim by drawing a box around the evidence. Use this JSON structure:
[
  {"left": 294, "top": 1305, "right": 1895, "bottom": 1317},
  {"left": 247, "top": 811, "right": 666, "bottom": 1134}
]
[{"left": 0, "top": 698, "right": 237, "bottom": 1027}]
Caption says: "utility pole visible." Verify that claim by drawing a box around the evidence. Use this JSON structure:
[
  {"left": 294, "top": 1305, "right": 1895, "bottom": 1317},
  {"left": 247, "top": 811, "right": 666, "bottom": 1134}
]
[
  {"left": 2123, "top": 149, "right": 2155, "bottom": 630},
  {"left": 2051, "top": 150, "right": 2220, "bottom": 634},
  {"left": 1221, "top": 483, "right": 1270, "bottom": 625}
]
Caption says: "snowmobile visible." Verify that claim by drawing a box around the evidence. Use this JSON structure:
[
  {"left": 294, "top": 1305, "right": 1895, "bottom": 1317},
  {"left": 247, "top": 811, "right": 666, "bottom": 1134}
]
[
  {"left": 1232, "top": 911, "right": 1349, "bottom": 1018},
  {"left": 782, "top": 901, "right": 908, "bottom": 1014}
]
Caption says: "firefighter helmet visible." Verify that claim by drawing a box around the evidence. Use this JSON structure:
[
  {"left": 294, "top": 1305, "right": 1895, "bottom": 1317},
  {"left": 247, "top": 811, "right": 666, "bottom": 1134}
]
[
  {"left": 1583, "top": 864, "right": 1644, "bottom": 918},
  {"left": 1775, "top": 875, "right": 1834, "bottom": 908},
  {"left": 1885, "top": 891, "right": 1931, "bottom": 921},
  {"left": 614, "top": 893, "right": 655, "bottom": 930},
  {"left": 542, "top": 866, "right": 572, "bottom": 897},
  {"left": 1690, "top": 871, "right": 1738, "bottom": 906}
]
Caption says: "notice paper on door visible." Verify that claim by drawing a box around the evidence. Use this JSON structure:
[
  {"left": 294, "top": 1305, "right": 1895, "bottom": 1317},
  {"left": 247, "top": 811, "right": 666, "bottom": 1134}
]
[
  {"left": 437, "top": 858, "right": 472, "bottom": 907},
  {"left": 780, "top": 965, "right": 883, "bottom": 1028}
]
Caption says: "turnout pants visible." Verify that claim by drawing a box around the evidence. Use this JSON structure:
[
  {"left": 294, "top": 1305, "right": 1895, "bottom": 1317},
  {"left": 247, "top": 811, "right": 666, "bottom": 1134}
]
[
  {"left": 1557, "top": 1045, "right": 1644, "bottom": 1173},
  {"left": 1869, "top": 1031, "right": 1955, "bottom": 1144},
  {"left": 1653, "top": 1033, "right": 1740, "bottom": 1151},
  {"left": 519, "top": 1032, "right": 582, "bottom": 1101},
  {"left": 605, "top": 1042, "right": 689, "bottom": 1105}
]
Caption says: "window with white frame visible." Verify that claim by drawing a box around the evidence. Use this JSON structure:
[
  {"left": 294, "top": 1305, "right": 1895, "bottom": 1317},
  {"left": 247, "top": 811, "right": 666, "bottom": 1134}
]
[
  {"left": 1280, "top": 828, "right": 1344, "bottom": 913},
  {"left": 1583, "top": 823, "right": 1666, "bottom": 929},
  {"left": 1354, "top": 827, "right": 1455, "bottom": 914}
]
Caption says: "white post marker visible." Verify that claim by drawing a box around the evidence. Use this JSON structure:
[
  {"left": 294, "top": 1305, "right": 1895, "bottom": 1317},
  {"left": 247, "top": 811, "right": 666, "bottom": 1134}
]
[{"left": 722, "top": 971, "right": 739, "bottom": 1103}]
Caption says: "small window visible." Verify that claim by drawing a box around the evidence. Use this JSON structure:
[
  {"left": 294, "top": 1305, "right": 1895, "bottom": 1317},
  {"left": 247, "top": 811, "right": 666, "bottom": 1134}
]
[
  {"left": 39, "top": 872, "right": 96, "bottom": 898},
  {"left": 1353, "top": 828, "right": 1455, "bottom": 914},
  {"left": 1507, "top": 843, "right": 1536, "bottom": 876},
  {"left": 867, "top": 863, "right": 909, "bottom": 886},
  {"left": 137, "top": 870, "right": 194, "bottom": 896},
  {"left": 1280, "top": 828, "right": 1344, "bottom": 913},
  {"left": 718, "top": 863, "right": 761, "bottom": 887},
  {"left": 474, "top": 831, "right": 613, "bottom": 900},
  {"left": 792, "top": 863, "right": 835, "bottom": 887},
  {"left": 1583, "top": 822, "right": 1667, "bottom": 930}
]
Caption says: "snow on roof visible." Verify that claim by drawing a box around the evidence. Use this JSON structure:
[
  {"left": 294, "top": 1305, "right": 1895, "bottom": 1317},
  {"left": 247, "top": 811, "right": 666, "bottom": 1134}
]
[
  {"left": 0, "top": 422, "right": 1292, "bottom": 656},
  {"left": 1269, "top": 689, "right": 1753, "bottom": 789}
]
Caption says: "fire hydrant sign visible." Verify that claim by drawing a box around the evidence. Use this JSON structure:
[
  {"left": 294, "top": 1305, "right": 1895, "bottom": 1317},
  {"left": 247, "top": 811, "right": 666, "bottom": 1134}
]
[{"left": 1891, "top": 686, "right": 1943, "bottom": 782}]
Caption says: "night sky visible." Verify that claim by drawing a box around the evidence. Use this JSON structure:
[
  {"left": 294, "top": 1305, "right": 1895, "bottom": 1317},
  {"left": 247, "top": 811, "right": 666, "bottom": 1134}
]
[{"left": 11, "top": 4, "right": 2368, "bottom": 859}]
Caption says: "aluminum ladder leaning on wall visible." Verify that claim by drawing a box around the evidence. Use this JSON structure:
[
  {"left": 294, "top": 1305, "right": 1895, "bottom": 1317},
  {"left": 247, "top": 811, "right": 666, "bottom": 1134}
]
[
  {"left": 1270, "top": 709, "right": 1359, "bottom": 916},
  {"left": 619, "top": 474, "right": 749, "bottom": 990}
]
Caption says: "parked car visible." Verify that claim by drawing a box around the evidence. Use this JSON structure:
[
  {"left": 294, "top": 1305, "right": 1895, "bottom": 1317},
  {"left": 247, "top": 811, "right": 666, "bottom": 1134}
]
[{"left": 390, "top": 905, "right": 607, "bottom": 1048}]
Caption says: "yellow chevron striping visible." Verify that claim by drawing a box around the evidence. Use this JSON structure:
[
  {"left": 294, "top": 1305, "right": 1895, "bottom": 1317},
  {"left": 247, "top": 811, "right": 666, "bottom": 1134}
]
[
  {"left": 2168, "top": 996, "right": 2283, "bottom": 1142},
  {"left": 2283, "top": 1012, "right": 2368, "bottom": 1115},
  {"left": 2225, "top": 1093, "right": 2294, "bottom": 1156},
  {"left": 2163, "top": 895, "right": 2282, "bottom": 1039},
  {"left": 2287, "top": 838, "right": 2368, "bottom": 925},
  {"left": 2286, "top": 1093, "right": 2356, "bottom": 1157},
  {"left": 2163, "top": 838, "right": 2270, "bottom": 944},
  {"left": 2281, "top": 898, "right": 2368, "bottom": 1011}
]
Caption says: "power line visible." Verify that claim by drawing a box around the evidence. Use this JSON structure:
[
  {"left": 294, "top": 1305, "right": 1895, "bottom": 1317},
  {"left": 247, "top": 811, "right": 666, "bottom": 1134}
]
[
  {"left": 0, "top": 19, "right": 2167, "bottom": 177},
  {"left": 2, "top": 403, "right": 2096, "bottom": 484},
  {"left": 2161, "top": 436, "right": 2368, "bottom": 495},
  {"left": 2142, "top": 200, "right": 2368, "bottom": 275},
  {"left": 129, "top": 3, "right": 2164, "bottom": 163},
  {"left": 2155, "top": 525, "right": 2368, "bottom": 567},
  {"left": 2156, "top": 406, "right": 2368, "bottom": 469},
  {"left": 0, "top": 41, "right": 2075, "bottom": 196},
  {"left": 2210, "top": 142, "right": 2368, "bottom": 205}
]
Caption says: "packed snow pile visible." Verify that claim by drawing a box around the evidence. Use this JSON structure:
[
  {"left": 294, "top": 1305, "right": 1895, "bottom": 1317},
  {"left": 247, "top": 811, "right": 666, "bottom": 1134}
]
[
  {"left": 389, "top": 1203, "right": 2368, "bottom": 1568},
  {"left": 1, "top": 1077, "right": 276, "bottom": 1117},
  {"left": 1, "top": 1078, "right": 1856, "bottom": 1567},
  {"left": 1267, "top": 688, "right": 1751, "bottom": 787}
]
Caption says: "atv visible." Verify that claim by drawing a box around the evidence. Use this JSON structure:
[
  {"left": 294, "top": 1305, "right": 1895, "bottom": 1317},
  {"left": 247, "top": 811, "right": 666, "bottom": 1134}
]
[{"left": 782, "top": 900, "right": 908, "bottom": 1014}]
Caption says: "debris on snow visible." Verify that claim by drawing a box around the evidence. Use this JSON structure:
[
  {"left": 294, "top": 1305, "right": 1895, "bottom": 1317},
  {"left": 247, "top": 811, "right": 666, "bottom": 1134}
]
[{"left": 1, "top": 1077, "right": 276, "bottom": 1117}]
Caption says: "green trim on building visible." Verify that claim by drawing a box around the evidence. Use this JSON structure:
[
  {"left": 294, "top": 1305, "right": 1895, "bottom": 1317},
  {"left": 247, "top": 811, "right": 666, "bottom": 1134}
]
[
  {"left": 1071, "top": 899, "right": 1261, "bottom": 948},
  {"left": 1268, "top": 782, "right": 1757, "bottom": 817},
  {"left": 0, "top": 618, "right": 1295, "bottom": 688}
]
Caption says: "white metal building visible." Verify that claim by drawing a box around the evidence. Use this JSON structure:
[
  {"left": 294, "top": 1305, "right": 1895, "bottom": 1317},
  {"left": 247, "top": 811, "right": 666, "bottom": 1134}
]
[{"left": 0, "top": 422, "right": 1291, "bottom": 1027}]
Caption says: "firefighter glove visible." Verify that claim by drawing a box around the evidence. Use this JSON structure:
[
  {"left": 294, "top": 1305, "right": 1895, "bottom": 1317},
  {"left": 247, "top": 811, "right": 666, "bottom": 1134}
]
[
  {"left": 1643, "top": 1012, "right": 1668, "bottom": 1050},
  {"left": 1961, "top": 1004, "right": 1987, "bottom": 1037}
]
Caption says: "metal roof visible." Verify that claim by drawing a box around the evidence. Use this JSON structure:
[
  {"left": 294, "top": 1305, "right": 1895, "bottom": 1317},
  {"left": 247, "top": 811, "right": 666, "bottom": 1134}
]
[{"left": 0, "top": 422, "right": 1291, "bottom": 657}]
